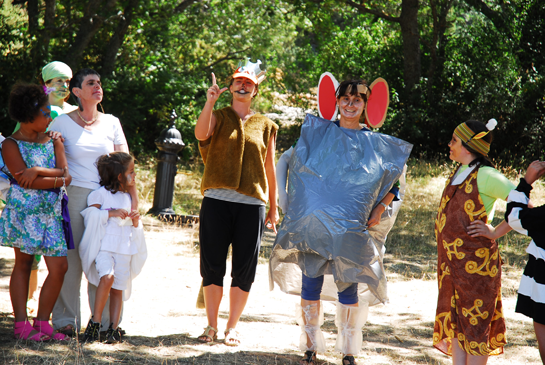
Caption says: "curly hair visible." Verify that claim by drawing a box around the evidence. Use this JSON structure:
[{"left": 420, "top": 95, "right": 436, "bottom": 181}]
[
  {"left": 8, "top": 83, "right": 49, "bottom": 124},
  {"left": 336, "top": 79, "right": 371, "bottom": 103},
  {"left": 461, "top": 120, "right": 495, "bottom": 168},
  {"left": 96, "top": 152, "right": 134, "bottom": 193}
]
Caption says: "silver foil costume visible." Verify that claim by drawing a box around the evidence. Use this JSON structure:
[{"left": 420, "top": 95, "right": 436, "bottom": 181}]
[{"left": 269, "top": 114, "right": 412, "bottom": 306}]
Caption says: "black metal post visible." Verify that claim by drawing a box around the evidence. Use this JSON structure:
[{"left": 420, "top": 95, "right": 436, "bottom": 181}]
[{"left": 148, "top": 110, "right": 185, "bottom": 218}]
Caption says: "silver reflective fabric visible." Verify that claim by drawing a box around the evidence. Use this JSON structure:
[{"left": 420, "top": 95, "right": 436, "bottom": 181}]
[{"left": 269, "top": 114, "right": 413, "bottom": 305}]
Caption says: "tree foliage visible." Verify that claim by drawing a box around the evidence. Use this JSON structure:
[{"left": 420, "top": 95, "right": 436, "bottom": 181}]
[{"left": 0, "top": 0, "right": 543, "bottom": 166}]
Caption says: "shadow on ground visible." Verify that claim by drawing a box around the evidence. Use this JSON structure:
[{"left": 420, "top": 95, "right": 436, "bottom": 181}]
[
  {"left": 0, "top": 312, "right": 319, "bottom": 365},
  {"left": 0, "top": 256, "right": 14, "bottom": 280},
  {"left": 0, "top": 310, "right": 446, "bottom": 365}
]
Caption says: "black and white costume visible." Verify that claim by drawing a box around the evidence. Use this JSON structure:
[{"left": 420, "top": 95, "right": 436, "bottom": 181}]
[{"left": 505, "top": 178, "right": 545, "bottom": 324}]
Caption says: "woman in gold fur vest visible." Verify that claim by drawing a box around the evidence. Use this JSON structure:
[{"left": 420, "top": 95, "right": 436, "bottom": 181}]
[{"left": 194, "top": 60, "right": 278, "bottom": 346}]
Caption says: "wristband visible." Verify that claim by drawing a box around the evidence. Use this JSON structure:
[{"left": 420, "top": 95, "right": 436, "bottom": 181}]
[{"left": 379, "top": 202, "right": 388, "bottom": 210}]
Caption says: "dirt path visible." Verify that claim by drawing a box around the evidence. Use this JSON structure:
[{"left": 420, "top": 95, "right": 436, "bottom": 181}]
[{"left": 0, "top": 218, "right": 541, "bottom": 364}]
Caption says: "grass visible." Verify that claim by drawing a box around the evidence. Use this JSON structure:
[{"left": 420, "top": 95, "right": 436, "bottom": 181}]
[
  {"left": 386, "top": 159, "right": 545, "bottom": 291},
  {"left": 135, "top": 158, "right": 204, "bottom": 217},
  {"left": 135, "top": 156, "right": 541, "bottom": 290},
  {"left": 0, "top": 157, "right": 543, "bottom": 364}
]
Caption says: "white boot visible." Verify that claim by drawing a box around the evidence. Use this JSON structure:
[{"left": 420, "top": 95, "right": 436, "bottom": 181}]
[
  {"left": 334, "top": 301, "right": 368, "bottom": 356},
  {"left": 295, "top": 302, "right": 326, "bottom": 353}
]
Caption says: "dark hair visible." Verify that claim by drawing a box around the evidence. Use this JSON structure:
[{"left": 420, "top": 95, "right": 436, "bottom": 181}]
[
  {"left": 96, "top": 152, "right": 134, "bottom": 193},
  {"left": 461, "top": 120, "right": 495, "bottom": 168},
  {"left": 8, "top": 83, "right": 49, "bottom": 124},
  {"left": 69, "top": 68, "right": 101, "bottom": 111},
  {"left": 336, "top": 79, "right": 370, "bottom": 103}
]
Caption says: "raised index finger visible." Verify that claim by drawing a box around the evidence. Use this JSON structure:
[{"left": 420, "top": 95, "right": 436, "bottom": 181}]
[{"left": 211, "top": 72, "right": 217, "bottom": 86}]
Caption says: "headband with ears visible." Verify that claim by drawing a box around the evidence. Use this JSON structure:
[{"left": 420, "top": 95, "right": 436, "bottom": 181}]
[{"left": 317, "top": 73, "right": 390, "bottom": 128}]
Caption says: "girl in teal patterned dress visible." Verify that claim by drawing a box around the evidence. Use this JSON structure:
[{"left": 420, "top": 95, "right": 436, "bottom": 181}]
[{"left": 0, "top": 83, "right": 72, "bottom": 341}]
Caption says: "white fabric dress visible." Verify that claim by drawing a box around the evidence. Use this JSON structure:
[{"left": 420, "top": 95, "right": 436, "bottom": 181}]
[{"left": 79, "top": 188, "right": 147, "bottom": 301}]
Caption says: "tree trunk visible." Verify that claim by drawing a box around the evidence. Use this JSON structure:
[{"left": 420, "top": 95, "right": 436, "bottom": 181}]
[
  {"left": 27, "top": 0, "right": 39, "bottom": 35},
  {"left": 427, "top": 0, "right": 453, "bottom": 98},
  {"left": 463, "top": 0, "right": 512, "bottom": 40},
  {"left": 63, "top": 0, "right": 110, "bottom": 69},
  {"left": 41, "top": 0, "right": 57, "bottom": 56},
  {"left": 399, "top": 0, "right": 421, "bottom": 93},
  {"left": 344, "top": 0, "right": 421, "bottom": 95},
  {"left": 101, "top": 0, "right": 140, "bottom": 77},
  {"left": 27, "top": 0, "right": 46, "bottom": 71}
]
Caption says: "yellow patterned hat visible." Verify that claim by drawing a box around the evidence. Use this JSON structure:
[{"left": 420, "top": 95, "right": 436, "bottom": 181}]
[{"left": 454, "top": 119, "right": 497, "bottom": 156}]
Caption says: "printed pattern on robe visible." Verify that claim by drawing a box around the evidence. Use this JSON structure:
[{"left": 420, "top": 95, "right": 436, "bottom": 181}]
[{"left": 433, "top": 166, "right": 506, "bottom": 356}]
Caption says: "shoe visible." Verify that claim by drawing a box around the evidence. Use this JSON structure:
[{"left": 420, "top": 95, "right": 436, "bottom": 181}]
[
  {"left": 224, "top": 327, "right": 240, "bottom": 347},
  {"left": 342, "top": 355, "right": 357, "bottom": 365},
  {"left": 300, "top": 350, "right": 317, "bottom": 364},
  {"left": 100, "top": 326, "right": 126, "bottom": 338},
  {"left": 57, "top": 324, "right": 76, "bottom": 337},
  {"left": 33, "top": 319, "right": 69, "bottom": 341},
  {"left": 14, "top": 320, "right": 48, "bottom": 342},
  {"left": 104, "top": 323, "right": 122, "bottom": 344},
  {"left": 82, "top": 319, "right": 101, "bottom": 343},
  {"left": 197, "top": 325, "right": 217, "bottom": 344}
]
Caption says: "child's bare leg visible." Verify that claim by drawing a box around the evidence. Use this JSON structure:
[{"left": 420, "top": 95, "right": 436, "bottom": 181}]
[
  {"left": 94, "top": 275, "right": 114, "bottom": 324},
  {"left": 11, "top": 249, "right": 34, "bottom": 322},
  {"left": 109, "top": 289, "right": 123, "bottom": 328},
  {"left": 452, "top": 340, "right": 488, "bottom": 365},
  {"left": 36, "top": 256, "right": 68, "bottom": 321},
  {"left": 534, "top": 321, "right": 545, "bottom": 363},
  {"left": 452, "top": 340, "right": 467, "bottom": 365}
]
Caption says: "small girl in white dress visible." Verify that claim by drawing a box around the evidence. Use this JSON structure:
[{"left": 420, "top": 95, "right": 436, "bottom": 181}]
[{"left": 80, "top": 152, "right": 146, "bottom": 343}]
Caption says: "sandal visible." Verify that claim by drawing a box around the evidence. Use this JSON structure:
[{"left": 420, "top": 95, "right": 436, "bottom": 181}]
[
  {"left": 224, "top": 327, "right": 240, "bottom": 346},
  {"left": 33, "top": 319, "right": 69, "bottom": 341},
  {"left": 342, "top": 355, "right": 357, "bottom": 365},
  {"left": 198, "top": 325, "right": 217, "bottom": 344},
  {"left": 57, "top": 324, "right": 76, "bottom": 337},
  {"left": 301, "top": 350, "right": 317, "bottom": 364},
  {"left": 14, "top": 320, "right": 48, "bottom": 342}
]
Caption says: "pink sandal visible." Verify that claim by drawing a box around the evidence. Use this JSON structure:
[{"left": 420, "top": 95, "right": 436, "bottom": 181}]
[
  {"left": 33, "top": 320, "right": 69, "bottom": 341},
  {"left": 14, "top": 320, "right": 48, "bottom": 342}
]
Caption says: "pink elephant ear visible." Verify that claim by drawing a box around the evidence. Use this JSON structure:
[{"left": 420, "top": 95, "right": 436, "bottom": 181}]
[
  {"left": 317, "top": 72, "right": 339, "bottom": 121},
  {"left": 364, "top": 78, "right": 389, "bottom": 128}
]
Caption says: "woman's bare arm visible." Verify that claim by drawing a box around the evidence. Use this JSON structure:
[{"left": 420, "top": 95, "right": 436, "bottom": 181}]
[{"left": 264, "top": 133, "right": 279, "bottom": 233}]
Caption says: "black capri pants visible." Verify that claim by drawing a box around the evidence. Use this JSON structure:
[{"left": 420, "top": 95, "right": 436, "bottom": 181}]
[{"left": 199, "top": 197, "right": 266, "bottom": 292}]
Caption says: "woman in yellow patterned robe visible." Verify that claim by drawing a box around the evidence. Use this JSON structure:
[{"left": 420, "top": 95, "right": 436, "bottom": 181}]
[{"left": 433, "top": 120, "right": 514, "bottom": 365}]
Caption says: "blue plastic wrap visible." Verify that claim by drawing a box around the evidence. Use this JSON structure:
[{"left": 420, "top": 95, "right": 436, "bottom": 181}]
[{"left": 269, "top": 114, "right": 412, "bottom": 305}]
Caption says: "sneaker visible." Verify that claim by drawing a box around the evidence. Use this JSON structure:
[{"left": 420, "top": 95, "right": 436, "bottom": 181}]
[
  {"left": 104, "top": 323, "right": 121, "bottom": 344},
  {"left": 83, "top": 319, "right": 101, "bottom": 343},
  {"left": 101, "top": 326, "right": 126, "bottom": 337}
]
